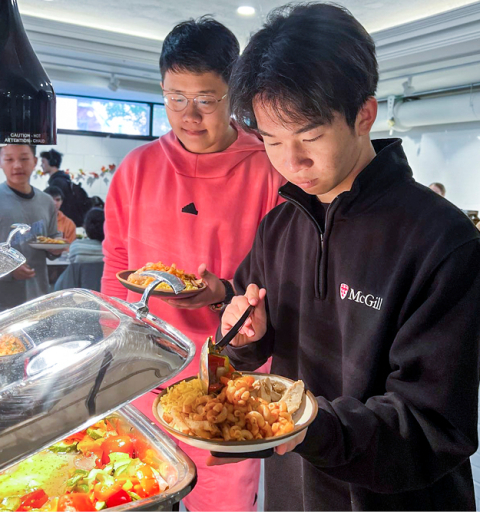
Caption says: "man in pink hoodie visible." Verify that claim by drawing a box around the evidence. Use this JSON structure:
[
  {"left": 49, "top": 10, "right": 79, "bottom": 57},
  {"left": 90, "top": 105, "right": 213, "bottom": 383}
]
[{"left": 102, "top": 17, "right": 284, "bottom": 512}]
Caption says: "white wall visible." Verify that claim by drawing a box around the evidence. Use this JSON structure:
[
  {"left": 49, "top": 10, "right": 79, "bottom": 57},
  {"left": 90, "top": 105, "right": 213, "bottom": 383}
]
[
  {"left": 374, "top": 121, "right": 480, "bottom": 213},
  {"left": 2, "top": 120, "right": 479, "bottom": 211},
  {"left": 0, "top": 133, "right": 148, "bottom": 200}
]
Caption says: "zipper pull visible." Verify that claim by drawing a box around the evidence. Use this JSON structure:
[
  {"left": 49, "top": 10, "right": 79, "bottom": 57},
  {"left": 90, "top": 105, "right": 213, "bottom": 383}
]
[{"left": 320, "top": 233, "right": 324, "bottom": 249}]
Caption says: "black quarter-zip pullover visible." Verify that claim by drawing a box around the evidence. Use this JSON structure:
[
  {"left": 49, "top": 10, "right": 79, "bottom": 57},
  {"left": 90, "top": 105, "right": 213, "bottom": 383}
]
[{"left": 224, "top": 139, "right": 480, "bottom": 511}]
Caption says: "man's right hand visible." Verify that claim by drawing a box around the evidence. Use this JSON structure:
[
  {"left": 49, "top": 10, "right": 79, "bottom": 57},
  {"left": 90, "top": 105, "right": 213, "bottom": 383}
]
[
  {"left": 220, "top": 284, "right": 267, "bottom": 347},
  {"left": 12, "top": 264, "right": 35, "bottom": 280}
]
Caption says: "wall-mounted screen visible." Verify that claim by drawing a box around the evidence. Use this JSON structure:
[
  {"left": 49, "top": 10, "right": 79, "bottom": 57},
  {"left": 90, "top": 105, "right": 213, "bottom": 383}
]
[{"left": 57, "top": 95, "right": 151, "bottom": 136}]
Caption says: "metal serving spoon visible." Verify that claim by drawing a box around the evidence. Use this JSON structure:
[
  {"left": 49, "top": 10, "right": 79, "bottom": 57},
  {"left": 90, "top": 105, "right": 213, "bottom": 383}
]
[
  {"left": 199, "top": 304, "right": 254, "bottom": 394},
  {"left": 0, "top": 224, "right": 31, "bottom": 278}
]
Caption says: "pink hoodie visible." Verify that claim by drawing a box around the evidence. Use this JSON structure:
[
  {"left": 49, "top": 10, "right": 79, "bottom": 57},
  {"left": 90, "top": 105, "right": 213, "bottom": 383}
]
[
  {"left": 102, "top": 126, "right": 284, "bottom": 383},
  {"left": 102, "top": 126, "right": 284, "bottom": 512}
]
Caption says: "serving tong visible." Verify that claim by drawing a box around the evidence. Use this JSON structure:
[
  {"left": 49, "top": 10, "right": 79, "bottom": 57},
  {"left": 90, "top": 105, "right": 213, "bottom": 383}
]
[
  {"left": 198, "top": 304, "right": 275, "bottom": 459},
  {"left": 199, "top": 304, "right": 254, "bottom": 394}
]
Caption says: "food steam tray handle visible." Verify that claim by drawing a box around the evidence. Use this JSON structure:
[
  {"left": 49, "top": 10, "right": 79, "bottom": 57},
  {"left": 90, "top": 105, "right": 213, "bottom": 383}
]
[{"left": 5, "top": 223, "right": 31, "bottom": 246}]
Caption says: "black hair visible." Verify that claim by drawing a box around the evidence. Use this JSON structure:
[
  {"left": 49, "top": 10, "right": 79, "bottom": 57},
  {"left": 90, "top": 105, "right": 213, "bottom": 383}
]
[
  {"left": 40, "top": 148, "right": 63, "bottom": 168},
  {"left": 44, "top": 185, "right": 64, "bottom": 201},
  {"left": 429, "top": 182, "right": 446, "bottom": 196},
  {"left": 90, "top": 196, "right": 105, "bottom": 209},
  {"left": 84, "top": 207, "right": 105, "bottom": 242},
  {"left": 160, "top": 16, "right": 240, "bottom": 84},
  {"left": 229, "top": 2, "right": 379, "bottom": 129}
]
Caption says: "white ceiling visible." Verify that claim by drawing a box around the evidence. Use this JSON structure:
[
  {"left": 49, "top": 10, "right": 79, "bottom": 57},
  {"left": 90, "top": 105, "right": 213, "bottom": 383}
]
[
  {"left": 18, "top": 0, "right": 480, "bottom": 46},
  {"left": 15, "top": 0, "right": 480, "bottom": 103}
]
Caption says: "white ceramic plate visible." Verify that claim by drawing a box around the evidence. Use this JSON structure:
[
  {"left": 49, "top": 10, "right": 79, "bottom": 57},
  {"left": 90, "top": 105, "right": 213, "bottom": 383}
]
[
  {"left": 152, "top": 372, "right": 318, "bottom": 453},
  {"left": 29, "top": 243, "right": 70, "bottom": 251}
]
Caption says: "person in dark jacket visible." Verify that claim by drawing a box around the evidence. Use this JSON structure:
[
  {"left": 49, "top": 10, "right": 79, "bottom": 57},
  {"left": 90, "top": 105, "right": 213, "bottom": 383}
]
[
  {"left": 41, "top": 149, "right": 90, "bottom": 226},
  {"left": 210, "top": 3, "right": 480, "bottom": 511},
  {"left": 41, "top": 149, "right": 70, "bottom": 199}
]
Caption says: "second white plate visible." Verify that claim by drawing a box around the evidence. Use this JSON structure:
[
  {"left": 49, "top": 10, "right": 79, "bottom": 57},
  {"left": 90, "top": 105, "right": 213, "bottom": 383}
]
[{"left": 29, "top": 243, "right": 70, "bottom": 250}]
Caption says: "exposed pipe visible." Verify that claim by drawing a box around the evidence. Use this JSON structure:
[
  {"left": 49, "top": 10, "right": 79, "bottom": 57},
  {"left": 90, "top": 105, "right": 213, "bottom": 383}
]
[
  {"left": 377, "top": 82, "right": 480, "bottom": 103},
  {"left": 372, "top": 90, "right": 480, "bottom": 133}
]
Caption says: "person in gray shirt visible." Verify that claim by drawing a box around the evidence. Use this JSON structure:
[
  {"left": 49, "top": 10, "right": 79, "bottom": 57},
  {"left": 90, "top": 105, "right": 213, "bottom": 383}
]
[
  {"left": 0, "top": 145, "right": 59, "bottom": 311},
  {"left": 68, "top": 208, "right": 104, "bottom": 264}
]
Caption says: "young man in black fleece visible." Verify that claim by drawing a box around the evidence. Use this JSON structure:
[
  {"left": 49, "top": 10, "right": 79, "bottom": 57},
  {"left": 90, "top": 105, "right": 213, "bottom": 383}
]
[{"left": 209, "top": 3, "right": 480, "bottom": 511}]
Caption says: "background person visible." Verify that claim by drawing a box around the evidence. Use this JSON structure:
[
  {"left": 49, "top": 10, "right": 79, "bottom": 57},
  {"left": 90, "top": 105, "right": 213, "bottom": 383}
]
[
  {"left": 55, "top": 208, "right": 105, "bottom": 292},
  {"left": 41, "top": 148, "right": 91, "bottom": 226},
  {"left": 68, "top": 208, "right": 104, "bottom": 264},
  {"left": 212, "top": 4, "right": 480, "bottom": 511},
  {"left": 41, "top": 148, "right": 69, "bottom": 199},
  {"left": 101, "top": 17, "right": 285, "bottom": 512},
  {"left": 44, "top": 186, "right": 77, "bottom": 243},
  {"left": 0, "top": 145, "right": 59, "bottom": 311},
  {"left": 429, "top": 181, "right": 446, "bottom": 196}
]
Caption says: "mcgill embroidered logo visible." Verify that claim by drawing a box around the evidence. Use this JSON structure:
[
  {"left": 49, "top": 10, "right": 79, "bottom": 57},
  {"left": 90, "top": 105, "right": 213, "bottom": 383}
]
[
  {"left": 340, "top": 283, "right": 383, "bottom": 310},
  {"left": 182, "top": 202, "right": 198, "bottom": 215}
]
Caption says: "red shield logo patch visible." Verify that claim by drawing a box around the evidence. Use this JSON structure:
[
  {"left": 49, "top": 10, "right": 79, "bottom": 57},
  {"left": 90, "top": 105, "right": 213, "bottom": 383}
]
[{"left": 340, "top": 283, "right": 349, "bottom": 300}]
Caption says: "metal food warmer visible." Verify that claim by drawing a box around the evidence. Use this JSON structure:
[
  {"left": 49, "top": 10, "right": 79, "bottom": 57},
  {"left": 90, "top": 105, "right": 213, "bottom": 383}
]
[{"left": 0, "top": 272, "right": 197, "bottom": 511}]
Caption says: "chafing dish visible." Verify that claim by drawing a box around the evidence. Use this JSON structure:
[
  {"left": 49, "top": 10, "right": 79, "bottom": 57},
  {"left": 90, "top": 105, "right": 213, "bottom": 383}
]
[{"left": 0, "top": 272, "right": 195, "bottom": 473}]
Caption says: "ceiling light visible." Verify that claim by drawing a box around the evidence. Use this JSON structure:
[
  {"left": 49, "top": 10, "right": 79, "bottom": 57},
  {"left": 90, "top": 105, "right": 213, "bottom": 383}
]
[{"left": 237, "top": 6, "right": 255, "bottom": 16}]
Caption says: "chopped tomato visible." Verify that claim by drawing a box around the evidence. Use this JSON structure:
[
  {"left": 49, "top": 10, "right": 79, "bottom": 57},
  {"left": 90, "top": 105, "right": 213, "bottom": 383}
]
[
  {"left": 105, "top": 489, "right": 132, "bottom": 508},
  {"left": 17, "top": 489, "right": 48, "bottom": 511},
  {"left": 131, "top": 437, "right": 149, "bottom": 462},
  {"left": 101, "top": 436, "right": 133, "bottom": 457},
  {"left": 93, "top": 481, "right": 123, "bottom": 502},
  {"left": 136, "top": 463, "right": 160, "bottom": 497},
  {"left": 105, "top": 418, "right": 117, "bottom": 432},
  {"left": 63, "top": 431, "right": 86, "bottom": 443},
  {"left": 95, "top": 457, "right": 106, "bottom": 469},
  {"left": 101, "top": 451, "right": 110, "bottom": 466},
  {"left": 77, "top": 437, "right": 104, "bottom": 458},
  {"left": 58, "top": 493, "right": 94, "bottom": 512},
  {"left": 141, "top": 448, "right": 160, "bottom": 468}
]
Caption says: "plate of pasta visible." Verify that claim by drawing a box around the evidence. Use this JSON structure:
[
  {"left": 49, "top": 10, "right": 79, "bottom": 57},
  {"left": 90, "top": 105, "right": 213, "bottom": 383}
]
[
  {"left": 153, "top": 372, "right": 318, "bottom": 453},
  {"left": 117, "top": 261, "right": 206, "bottom": 298}
]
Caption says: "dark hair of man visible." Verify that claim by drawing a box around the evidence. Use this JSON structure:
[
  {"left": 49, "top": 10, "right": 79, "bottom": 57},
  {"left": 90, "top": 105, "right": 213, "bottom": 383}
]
[
  {"left": 40, "top": 148, "right": 63, "bottom": 168},
  {"left": 44, "top": 185, "right": 65, "bottom": 201},
  {"left": 229, "top": 2, "right": 379, "bottom": 130},
  {"left": 160, "top": 16, "right": 240, "bottom": 84},
  {"left": 84, "top": 207, "right": 105, "bottom": 242},
  {"left": 429, "top": 182, "right": 446, "bottom": 195}
]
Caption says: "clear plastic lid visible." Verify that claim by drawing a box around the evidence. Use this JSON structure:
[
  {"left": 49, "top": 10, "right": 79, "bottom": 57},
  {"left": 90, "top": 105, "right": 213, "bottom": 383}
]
[{"left": 0, "top": 285, "right": 195, "bottom": 471}]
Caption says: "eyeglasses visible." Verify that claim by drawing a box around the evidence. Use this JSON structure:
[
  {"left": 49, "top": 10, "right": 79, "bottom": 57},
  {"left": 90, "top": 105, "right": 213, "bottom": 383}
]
[{"left": 163, "top": 91, "right": 228, "bottom": 114}]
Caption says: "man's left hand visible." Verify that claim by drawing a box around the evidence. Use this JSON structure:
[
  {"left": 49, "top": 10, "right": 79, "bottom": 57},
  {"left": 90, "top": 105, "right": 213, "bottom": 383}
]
[
  {"left": 47, "top": 248, "right": 65, "bottom": 256},
  {"left": 163, "top": 264, "right": 226, "bottom": 309}
]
